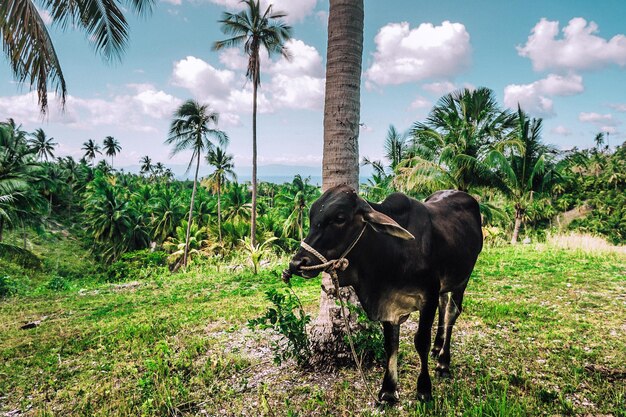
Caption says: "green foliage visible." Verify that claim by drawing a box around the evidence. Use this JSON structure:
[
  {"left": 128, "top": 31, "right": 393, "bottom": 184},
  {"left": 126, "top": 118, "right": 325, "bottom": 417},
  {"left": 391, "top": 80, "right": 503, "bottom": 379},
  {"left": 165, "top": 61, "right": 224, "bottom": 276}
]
[
  {"left": 240, "top": 236, "right": 278, "bottom": 274},
  {"left": 344, "top": 303, "right": 385, "bottom": 365},
  {"left": 106, "top": 250, "right": 167, "bottom": 282},
  {"left": 0, "top": 274, "right": 18, "bottom": 298},
  {"left": 249, "top": 288, "right": 311, "bottom": 367},
  {"left": 46, "top": 275, "right": 70, "bottom": 291},
  {"left": 0, "top": 243, "right": 41, "bottom": 269}
]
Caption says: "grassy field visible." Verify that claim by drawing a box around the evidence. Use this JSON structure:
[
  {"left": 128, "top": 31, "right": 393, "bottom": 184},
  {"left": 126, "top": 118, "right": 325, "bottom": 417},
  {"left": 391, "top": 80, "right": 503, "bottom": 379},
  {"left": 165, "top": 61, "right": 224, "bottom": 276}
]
[{"left": 1, "top": 236, "right": 625, "bottom": 416}]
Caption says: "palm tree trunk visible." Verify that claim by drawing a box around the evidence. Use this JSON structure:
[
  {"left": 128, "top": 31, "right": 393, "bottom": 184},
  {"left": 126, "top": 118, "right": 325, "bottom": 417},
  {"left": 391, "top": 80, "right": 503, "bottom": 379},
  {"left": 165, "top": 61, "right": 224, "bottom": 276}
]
[
  {"left": 511, "top": 207, "right": 524, "bottom": 244},
  {"left": 251, "top": 55, "right": 259, "bottom": 247},
  {"left": 183, "top": 152, "right": 200, "bottom": 266},
  {"left": 313, "top": 0, "right": 364, "bottom": 368},
  {"left": 217, "top": 180, "right": 223, "bottom": 245}
]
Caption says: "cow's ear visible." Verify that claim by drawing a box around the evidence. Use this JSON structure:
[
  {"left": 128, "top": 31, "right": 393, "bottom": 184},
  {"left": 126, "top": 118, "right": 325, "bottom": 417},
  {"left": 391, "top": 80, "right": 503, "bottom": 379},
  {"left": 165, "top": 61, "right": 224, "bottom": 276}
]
[{"left": 359, "top": 201, "right": 415, "bottom": 240}]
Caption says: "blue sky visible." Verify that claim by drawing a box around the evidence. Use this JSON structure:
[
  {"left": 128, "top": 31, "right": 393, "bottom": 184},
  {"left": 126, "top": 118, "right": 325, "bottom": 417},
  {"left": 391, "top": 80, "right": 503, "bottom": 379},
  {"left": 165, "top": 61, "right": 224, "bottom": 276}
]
[{"left": 1, "top": 0, "right": 625, "bottom": 174}]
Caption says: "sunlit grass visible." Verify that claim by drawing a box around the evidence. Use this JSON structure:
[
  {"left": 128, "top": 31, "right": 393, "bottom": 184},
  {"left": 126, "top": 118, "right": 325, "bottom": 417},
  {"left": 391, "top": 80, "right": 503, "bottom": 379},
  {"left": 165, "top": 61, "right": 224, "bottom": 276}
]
[{"left": 1, "top": 239, "right": 625, "bottom": 416}]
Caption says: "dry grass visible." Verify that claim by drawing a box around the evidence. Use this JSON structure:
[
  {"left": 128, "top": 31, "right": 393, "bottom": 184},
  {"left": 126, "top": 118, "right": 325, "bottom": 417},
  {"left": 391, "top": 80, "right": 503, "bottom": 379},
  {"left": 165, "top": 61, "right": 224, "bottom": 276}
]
[{"left": 545, "top": 232, "right": 626, "bottom": 254}]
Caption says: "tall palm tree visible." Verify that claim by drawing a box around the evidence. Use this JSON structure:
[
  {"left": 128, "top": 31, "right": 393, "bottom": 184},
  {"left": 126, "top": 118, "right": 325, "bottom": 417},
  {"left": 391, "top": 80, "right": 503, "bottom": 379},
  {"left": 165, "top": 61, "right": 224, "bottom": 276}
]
[
  {"left": 214, "top": 0, "right": 292, "bottom": 246},
  {"left": 396, "top": 87, "right": 516, "bottom": 193},
  {"left": 321, "top": 0, "right": 363, "bottom": 192},
  {"left": 487, "top": 107, "right": 559, "bottom": 243},
  {"left": 103, "top": 136, "right": 121, "bottom": 168},
  {"left": 139, "top": 155, "right": 153, "bottom": 176},
  {"left": 0, "top": 120, "right": 43, "bottom": 241},
  {"left": 0, "top": 0, "right": 154, "bottom": 112},
  {"left": 82, "top": 139, "right": 101, "bottom": 166},
  {"left": 28, "top": 128, "right": 57, "bottom": 161},
  {"left": 165, "top": 99, "right": 228, "bottom": 267},
  {"left": 205, "top": 147, "right": 236, "bottom": 245},
  {"left": 314, "top": 0, "right": 364, "bottom": 364}
]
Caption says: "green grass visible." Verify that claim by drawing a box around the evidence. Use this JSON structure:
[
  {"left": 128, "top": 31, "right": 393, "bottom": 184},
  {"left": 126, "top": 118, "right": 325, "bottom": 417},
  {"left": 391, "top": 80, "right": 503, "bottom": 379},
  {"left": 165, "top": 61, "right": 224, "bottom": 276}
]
[{"left": 1, "top": 237, "right": 625, "bottom": 416}]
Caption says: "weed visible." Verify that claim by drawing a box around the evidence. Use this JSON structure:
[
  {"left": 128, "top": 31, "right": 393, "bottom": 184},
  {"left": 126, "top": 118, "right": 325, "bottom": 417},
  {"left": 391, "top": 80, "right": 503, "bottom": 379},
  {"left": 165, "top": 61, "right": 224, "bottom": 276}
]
[
  {"left": 249, "top": 288, "right": 311, "bottom": 367},
  {"left": 45, "top": 275, "right": 70, "bottom": 291}
]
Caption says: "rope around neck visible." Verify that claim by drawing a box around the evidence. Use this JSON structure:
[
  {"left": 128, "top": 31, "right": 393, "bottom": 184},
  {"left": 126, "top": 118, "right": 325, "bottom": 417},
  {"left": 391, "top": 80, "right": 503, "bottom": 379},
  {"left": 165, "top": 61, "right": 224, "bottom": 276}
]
[{"left": 286, "top": 224, "right": 381, "bottom": 405}]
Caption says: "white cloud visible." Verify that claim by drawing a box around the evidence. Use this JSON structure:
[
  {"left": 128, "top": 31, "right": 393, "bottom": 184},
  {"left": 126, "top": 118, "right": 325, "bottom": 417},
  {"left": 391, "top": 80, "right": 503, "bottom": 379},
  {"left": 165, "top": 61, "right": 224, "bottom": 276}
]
[
  {"left": 504, "top": 73, "right": 584, "bottom": 116},
  {"left": 161, "top": 0, "right": 182, "bottom": 5},
  {"left": 0, "top": 85, "right": 182, "bottom": 133},
  {"left": 172, "top": 39, "right": 325, "bottom": 114},
  {"left": 268, "top": 39, "right": 324, "bottom": 78},
  {"left": 270, "top": 74, "right": 324, "bottom": 110},
  {"left": 422, "top": 81, "right": 457, "bottom": 95},
  {"left": 219, "top": 48, "right": 248, "bottom": 71},
  {"left": 518, "top": 17, "right": 626, "bottom": 72},
  {"left": 608, "top": 103, "right": 626, "bottom": 112},
  {"left": 207, "top": 0, "right": 317, "bottom": 23},
  {"left": 171, "top": 56, "right": 236, "bottom": 99},
  {"left": 550, "top": 125, "right": 572, "bottom": 136},
  {"left": 578, "top": 112, "right": 620, "bottom": 126},
  {"left": 409, "top": 95, "right": 430, "bottom": 110},
  {"left": 365, "top": 21, "right": 471, "bottom": 86}
]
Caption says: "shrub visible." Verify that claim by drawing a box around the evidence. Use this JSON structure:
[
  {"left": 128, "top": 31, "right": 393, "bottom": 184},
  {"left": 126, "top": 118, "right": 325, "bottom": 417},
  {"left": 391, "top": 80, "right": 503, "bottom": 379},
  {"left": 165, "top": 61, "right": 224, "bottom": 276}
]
[
  {"left": 345, "top": 303, "right": 386, "bottom": 366},
  {"left": 0, "top": 275, "right": 18, "bottom": 298},
  {"left": 249, "top": 288, "right": 311, "bottom": 367},
  {"left": 46, "top": 275, "right": 70, "bottom": 292}
]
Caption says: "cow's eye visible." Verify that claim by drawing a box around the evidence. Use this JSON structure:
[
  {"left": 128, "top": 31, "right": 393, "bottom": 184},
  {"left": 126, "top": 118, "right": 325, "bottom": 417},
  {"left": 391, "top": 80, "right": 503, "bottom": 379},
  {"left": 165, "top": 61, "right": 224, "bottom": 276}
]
[{"left": 334, "top": 214, "right": 346, "bottom": 224}]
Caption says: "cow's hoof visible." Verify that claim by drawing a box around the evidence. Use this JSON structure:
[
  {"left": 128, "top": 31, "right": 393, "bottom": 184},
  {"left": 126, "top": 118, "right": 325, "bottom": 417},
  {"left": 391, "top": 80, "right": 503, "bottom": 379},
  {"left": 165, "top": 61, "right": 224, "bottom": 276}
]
[
  {"left": 416, "top": 392, "right": 433, "bottom": 402},
  {"left": 378, "top": 390, "right": 399, "bottom": 404},
  {"left": 435, "top": 367, "right": 452, "bottom": 378}
]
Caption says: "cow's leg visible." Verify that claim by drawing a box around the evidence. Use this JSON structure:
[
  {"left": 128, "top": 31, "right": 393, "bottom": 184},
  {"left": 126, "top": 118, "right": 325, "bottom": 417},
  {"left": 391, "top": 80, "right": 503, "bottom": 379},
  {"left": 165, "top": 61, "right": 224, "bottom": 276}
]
[
  {"left": 435, "top": 290, "right": 465, "bottom": 378},
  {"left": 378, "top": 322, "right": 400, "bottom": 403},
  {"left": 431, "top": 293, "right": 448, "bottom": 358},
  {"left": 414, "top": 299, "right": 437, "bottom": 402}
]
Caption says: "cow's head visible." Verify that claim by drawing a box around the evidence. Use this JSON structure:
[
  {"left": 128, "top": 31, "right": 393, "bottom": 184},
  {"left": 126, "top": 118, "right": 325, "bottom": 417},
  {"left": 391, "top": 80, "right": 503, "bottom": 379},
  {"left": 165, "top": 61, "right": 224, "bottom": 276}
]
[{"left": 287, "top": 184, "right": 414, "bottom": 278}]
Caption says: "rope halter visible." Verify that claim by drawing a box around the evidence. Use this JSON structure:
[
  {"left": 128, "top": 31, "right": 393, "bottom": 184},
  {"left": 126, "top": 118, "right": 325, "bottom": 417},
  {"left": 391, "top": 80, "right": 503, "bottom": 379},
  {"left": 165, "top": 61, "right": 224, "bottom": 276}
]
[{"left": 297, "top": 223, "right": 368, "bottom": 275}]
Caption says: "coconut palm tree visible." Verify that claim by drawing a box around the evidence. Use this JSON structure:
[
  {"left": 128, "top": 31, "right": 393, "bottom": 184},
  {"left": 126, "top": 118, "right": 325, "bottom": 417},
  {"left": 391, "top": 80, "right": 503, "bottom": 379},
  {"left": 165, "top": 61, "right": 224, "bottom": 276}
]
[
  {"left": 396, "top": 87, "right": 516, "bottom": 193},
  {"left": 276, "top": 175, "right": 318, "bottom": 241},
  {"left": 0, "top": 0, "right": 154, "bottom": 112},
  {"left": 486, "top": 107, "right": 559, "bottom": 243},
  {"left": 214, "top": 0, "right": 292, "bottom": 246},
  {"left": 139, "top": 155, "right": 153, "bottom": 176},
  {"left": 28, "top": 128, "right": 57, "bottom": 161},
  {"left": 165, "top": 99, "right": 228, "bottom": 267},
  {"left": 103, "top": 136, "right": 121, "bottom": 168},
  {"left": 313, "top": 0, "right": 364, "bottom": 365},
  {"left": 204, "top": 147, "right": 236, "bottom": 245},
  {"left": 321, "top": 0, "right": 363, "bottom": 192},
  {"left": 0, "top": 120, "right": 42, "bottom": 241},
  {"left": 82, "top": 139, "right": 101, "bottom": 166}
]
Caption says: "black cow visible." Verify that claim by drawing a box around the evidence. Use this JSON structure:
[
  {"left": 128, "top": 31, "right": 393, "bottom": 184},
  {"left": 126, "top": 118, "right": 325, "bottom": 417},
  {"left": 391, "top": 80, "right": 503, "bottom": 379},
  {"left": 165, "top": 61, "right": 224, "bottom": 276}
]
[{"left": 287, "top": 185, "right": 483, "bottom": 402}]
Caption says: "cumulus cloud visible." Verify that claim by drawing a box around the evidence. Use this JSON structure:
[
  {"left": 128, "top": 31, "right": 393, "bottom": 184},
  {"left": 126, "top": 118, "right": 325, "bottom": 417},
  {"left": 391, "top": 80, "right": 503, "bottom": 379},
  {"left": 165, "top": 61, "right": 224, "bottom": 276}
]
[
  {"left": 206, "top": 0, "right": 317, "bottom": 23},
  {"left": 0, "top": 85, "right": 182, "bottom": 133},
  {"left": 504, "top": 73, "right": 584, "bottom": 116},
  {"left": 172, "top": 39, "right": 325, "bottom": 117},
  {"left": 518, "top": 17, "right": 626, "bottom": 72},
  {"left": 550, "top": 125, "right": 572, "bottom": 136},
  {"left": 365, "top": 21, "right": 471, "bottom": 86},
  {"left": 172, "top": 56, "right": 235, "bottom": 98}
]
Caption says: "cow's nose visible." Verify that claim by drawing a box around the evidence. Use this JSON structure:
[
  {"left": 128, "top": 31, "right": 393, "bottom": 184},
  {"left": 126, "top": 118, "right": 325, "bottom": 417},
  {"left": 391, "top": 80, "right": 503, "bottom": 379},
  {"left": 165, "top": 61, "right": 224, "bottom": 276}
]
[{"left": 290, "top": 255, "right": 312, "bottom": 273}]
